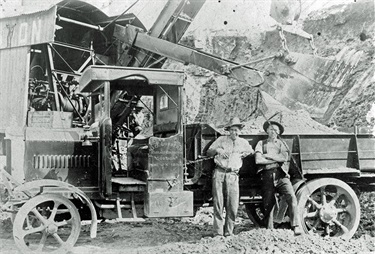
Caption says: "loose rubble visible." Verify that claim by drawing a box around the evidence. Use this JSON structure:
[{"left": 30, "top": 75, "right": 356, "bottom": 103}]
[{"left": 0, "top": 194, "right": 374, "bottom": 254}]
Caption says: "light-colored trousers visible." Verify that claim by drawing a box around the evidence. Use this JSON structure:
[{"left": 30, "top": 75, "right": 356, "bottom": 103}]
[{"left": 212, "top": 168, "right": 239, "bottom": 236}]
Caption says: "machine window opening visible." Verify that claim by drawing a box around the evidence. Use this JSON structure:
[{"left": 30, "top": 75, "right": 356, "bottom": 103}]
[{"left": 160, "top": 94, "right": 168, "bottom": 110}]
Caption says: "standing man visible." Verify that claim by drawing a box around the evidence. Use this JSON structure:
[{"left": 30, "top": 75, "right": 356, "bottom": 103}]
[
  {"left": 207, "top": 117, "right": 254, "bottom": 237},
  {"left": 255, "top": 121, "right": 302, "bottom": 236}
]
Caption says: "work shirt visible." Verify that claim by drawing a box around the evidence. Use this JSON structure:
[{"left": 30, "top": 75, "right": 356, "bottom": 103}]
[
  {"left": 255, "top": 139, "right": 289, "bottom": 173},
  {"left": 208, "top": 136, "right": 254, "bottom": 171}
]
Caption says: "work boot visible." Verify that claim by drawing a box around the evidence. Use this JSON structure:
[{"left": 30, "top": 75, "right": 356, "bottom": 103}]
[{"left": 293, "top": 226, "right": 302, "bottom": 236}]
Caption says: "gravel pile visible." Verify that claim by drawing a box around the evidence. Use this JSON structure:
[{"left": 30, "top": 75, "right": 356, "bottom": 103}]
[
  {"left": 355, "top": 192, "right": 375, "bottom": 238},
  {"left": 138, "top": 228, "right": 374, "bottom": 254}
]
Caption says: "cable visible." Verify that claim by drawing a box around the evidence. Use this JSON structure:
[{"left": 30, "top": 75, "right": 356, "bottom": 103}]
[
  {"left": 103, "top": 0, "right": 140, "bottom": 30},
  {"left": 278, "top": 59, "right": 339, "bottom": 90},
  {"left": 51, "top": 72, "right": 85, "bottom": 123},
  {"left": 256, "top": 91, "right": 305, "bottom": 180},
  {"left": 48, "top": 44, "right": 76, "bottom": 73}
]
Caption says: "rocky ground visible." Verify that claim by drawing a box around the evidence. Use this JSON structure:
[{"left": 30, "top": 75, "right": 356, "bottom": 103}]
[{"left": 1, "top": 192, "right": 374, "bottom": 254}]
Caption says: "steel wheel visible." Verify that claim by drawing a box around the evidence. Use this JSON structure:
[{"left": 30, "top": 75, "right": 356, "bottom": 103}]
[
  {"left": 13, "top": 194, "right": 81, "bottom": 254},
  {"left": 296, "top": 178, "right": 360, "bottom": 239},
  {"left": 245, "top": 203, "right": 266, "bottom": 227}
]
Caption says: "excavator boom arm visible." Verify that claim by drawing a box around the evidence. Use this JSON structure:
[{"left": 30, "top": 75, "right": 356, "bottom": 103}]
[{"left": 114, "top": 24, "right": 264, "bottom": 87}]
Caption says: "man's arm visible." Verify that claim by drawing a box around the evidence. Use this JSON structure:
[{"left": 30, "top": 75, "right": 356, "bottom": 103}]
[
  {"left": 255, "top": 152, "right": 277, "bottom": 164},
  {"left": 264, "top": 153, "right": 287, "bottom": 162},
  {"left": 240, "top": 139, "right": 254, "bottom": 158},
  {"left": 254, "top": 140, "right": 276, "bottom": 165},
  {"left": 264, "top": 140, "right": 289, "bottom": 162},
  {"left": 207, "top": 137, "right": 226, "bottom": 157}
]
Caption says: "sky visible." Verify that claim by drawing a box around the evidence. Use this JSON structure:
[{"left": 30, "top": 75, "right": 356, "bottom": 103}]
[{"left": 1, "top": 0, "right": 356, "bottom": 29}]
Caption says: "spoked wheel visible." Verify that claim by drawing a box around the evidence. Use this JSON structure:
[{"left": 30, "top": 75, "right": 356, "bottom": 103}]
[
  {"left": 245, "top": 203, "right": 266, "bottom": 227},
  {"left": 13, "top": 194, "right": 81, "bottom": 254},
  {"left": 296, "top": 178, "right": 360, "bottom": 239}
]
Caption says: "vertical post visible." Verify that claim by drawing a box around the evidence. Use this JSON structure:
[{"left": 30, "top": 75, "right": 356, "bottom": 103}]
[
  {"left": 296, "top": 135, "right": 303, "bottom": 175},
  {"left": 102, "top": 81, "right": 112, "bottom": 196},
  {"left": 45, "top": 44, "right": 60, "bottom": 111},
  {"left": 104, "top": 81, "right": 110, "bottom": 117},
  {"left": 348, "top": 134, "right": 360, "bottom": 170},
  {"left": 116, "top": 199, "right": 123, "bottom": 219},
  {"left": 131, "top": 193, "right": 138, "bottom": 219},
  {"left": 177, "top": 86, "right": 183, "bottom": 134}
]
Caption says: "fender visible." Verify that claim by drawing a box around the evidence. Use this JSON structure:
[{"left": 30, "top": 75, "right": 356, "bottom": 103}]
[{"left": 14, "top": 179, "right": 97, "bottom": 238}]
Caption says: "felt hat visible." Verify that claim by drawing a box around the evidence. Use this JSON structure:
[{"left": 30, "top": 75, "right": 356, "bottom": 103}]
[
  {"left": 224, "top": 117, "right": 245, "bottom": 131},
  {"left": 263, "top": 121, "right": 284, "bottom": 135}
]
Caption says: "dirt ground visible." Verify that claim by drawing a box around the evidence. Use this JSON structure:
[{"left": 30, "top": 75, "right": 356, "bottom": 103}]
[
  {"left": 1, "top": 218, "right": 373, "bottom": 254},
  {"left": 1, "top": 198, "right": 374, "bottom": 254}
]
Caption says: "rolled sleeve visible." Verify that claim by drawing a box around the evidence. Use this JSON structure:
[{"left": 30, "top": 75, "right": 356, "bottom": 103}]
[
  {"left": 207, "top": 136, "right": 225, "bottom": 156},
  {"left": 255, "top": 140, "right": 263, "bottom": 154},
  {"left": 241, "top": 139, "right": 254, "bottom": 156}
]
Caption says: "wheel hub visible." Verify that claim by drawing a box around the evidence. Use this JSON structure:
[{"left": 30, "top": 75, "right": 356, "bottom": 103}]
[
  {"left": 46, "top": 224, "right": 58, "bottom": 234},
  {"left": 319, "top": 204, "right": 337, "bottom": 223}
]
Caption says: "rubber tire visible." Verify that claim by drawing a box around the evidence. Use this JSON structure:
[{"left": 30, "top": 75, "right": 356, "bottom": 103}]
[
  {"left": 296, "top": 178, "right": 360, "bottom": 239},
  {"left": 245, "top": 203, "right": 266, "bottom": 227},
  {"left": 13, "top": 194, "right": 81, "bottom": 254}
]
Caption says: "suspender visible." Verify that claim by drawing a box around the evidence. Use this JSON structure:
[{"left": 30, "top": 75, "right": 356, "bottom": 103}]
[
  {"left": 262, "top": 140, "right": 268, "bottom": 154},
  {"left": 258, "top": 139, "right": 283, "bottom": 173}
]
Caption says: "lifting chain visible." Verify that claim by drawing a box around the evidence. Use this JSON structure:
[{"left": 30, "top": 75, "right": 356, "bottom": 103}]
[
  {"left": 309, "top": 35, "right": 318, "bottom": 56},
  {"left": 277, "top": 26, "right": 289, "bottom": 54},
  {"left": 278, "top": 25, "right": 318, "bottom": 56}
]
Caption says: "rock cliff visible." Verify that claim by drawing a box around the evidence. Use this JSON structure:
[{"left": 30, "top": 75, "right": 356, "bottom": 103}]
[{"left": 163, "top": 0, "right": 374, "bottom": 133}]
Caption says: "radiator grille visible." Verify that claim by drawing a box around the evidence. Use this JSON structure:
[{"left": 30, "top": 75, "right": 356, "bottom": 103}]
[{"left": 33, "top": 155, "right": 91, "bottom": 169}]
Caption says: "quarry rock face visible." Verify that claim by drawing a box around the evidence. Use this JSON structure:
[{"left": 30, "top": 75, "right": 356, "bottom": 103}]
[
  {"left": 165, "top": 0, "right": 374, "bottom": 133},
  {"left": 303, "top": 1, "right": 375, "bottom": 128}
]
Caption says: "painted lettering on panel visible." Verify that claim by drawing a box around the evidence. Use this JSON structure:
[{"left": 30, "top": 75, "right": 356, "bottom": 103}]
[{"left": 0, "top": 6, "right": 56, "bottom": 49}]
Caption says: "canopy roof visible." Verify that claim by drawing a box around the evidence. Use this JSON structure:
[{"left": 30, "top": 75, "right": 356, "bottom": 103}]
[
  {"left": 0, "top": 0, "right": 145, "bottom": 50},
  {"left": 79, "top": 66, "right": 184, "bottom": 93}
]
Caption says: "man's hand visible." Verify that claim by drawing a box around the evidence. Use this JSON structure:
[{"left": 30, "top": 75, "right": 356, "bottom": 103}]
[
  {"left": 217, "top": 148, "right": 229, "bottom": 159},
  {"left": 255, "top": 152, "right": 277, "bottom": 164},
  {"left": 264, "top": 154, "right": 277, "bottom": 161},
  {"left": 240, "top": 152, "right": 249, "bottom": 159},
  {"left": 265, "top": 154, "right": 286, "bottom": 163}
]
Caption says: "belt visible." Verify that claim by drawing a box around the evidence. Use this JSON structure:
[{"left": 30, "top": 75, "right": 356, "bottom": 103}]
[
  {"left": 261, "top": 167, "right": 286, "bottom": 179},
  {"left": 216, "top": 165, "right": 239, "bottom": 174},
  {"left": 264, "top": 163, "right": 281, "bottom": 170},
  {"left": 257, "top": 162, "right": 282, "bottom": 174}
]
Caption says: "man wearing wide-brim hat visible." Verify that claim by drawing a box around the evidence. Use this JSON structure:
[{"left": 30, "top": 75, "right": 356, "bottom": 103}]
[
  {"left": 207, "top": 117, "right": 254, "bottom": 237},
  {"left": 255, "top": 121, "right": 302, "bottom": 236}
]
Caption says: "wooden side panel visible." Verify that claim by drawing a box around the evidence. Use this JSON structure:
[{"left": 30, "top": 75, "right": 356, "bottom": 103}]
[
  {"left": 144, "top": 191, "right": 193, "bottom": 217},
  {"left": 0, "top": 46, "right": 30, "bottom": 131},
  {"left": 0, "top": 6, "right": 56, "bottom": 49},
  {"left": 357, "top": 135, "right": 375, "bottom": 172},
  {"left": 299, "top": 136, "right": 357, "bottom": 171}
]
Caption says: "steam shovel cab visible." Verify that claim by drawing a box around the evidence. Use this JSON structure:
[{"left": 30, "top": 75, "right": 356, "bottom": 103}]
[{"left": 79, "top": 65, "right": 193, "bottom": 218}]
